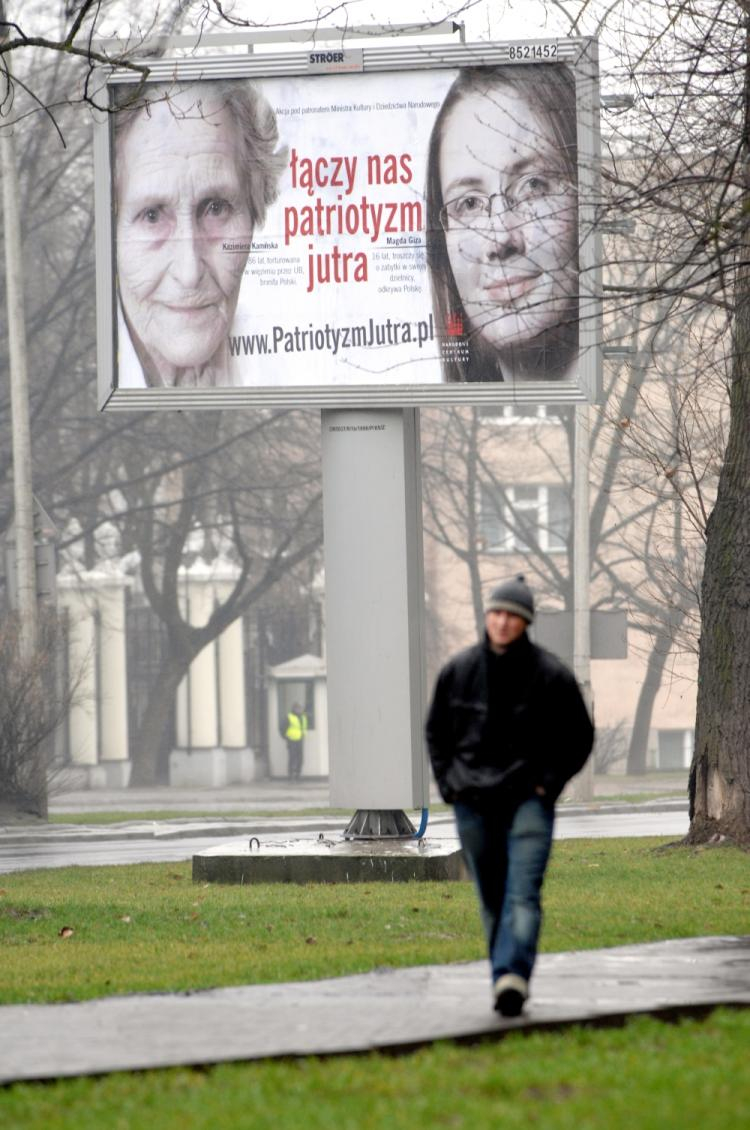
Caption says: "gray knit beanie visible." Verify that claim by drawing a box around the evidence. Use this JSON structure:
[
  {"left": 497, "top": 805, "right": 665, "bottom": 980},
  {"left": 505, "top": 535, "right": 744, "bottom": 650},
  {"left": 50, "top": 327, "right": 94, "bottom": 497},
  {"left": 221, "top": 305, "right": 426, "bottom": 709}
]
[{"left": 484, "top": 574, "right": 535, "bottom": 624}]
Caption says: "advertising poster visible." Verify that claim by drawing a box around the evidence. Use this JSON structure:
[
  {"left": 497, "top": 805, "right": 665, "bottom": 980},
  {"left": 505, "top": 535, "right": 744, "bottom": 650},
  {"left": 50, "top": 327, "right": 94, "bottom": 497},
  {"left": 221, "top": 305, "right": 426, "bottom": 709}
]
[{"left": 109, "top": 54, "right": 591, "bottom": 398}]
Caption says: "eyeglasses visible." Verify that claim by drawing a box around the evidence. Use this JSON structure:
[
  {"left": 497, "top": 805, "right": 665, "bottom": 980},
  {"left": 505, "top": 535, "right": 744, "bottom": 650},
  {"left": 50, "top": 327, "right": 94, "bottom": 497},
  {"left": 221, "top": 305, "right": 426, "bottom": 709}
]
[{"left": 439, "top": 172, "right": 574, "bottom": 232}]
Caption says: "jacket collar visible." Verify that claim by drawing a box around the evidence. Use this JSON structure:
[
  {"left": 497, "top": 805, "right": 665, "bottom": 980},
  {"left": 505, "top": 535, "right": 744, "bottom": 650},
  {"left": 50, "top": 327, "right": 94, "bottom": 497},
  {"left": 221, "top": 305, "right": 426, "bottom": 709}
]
[{"left": 483, "top": 629, "right": 532, "bottom": 659}]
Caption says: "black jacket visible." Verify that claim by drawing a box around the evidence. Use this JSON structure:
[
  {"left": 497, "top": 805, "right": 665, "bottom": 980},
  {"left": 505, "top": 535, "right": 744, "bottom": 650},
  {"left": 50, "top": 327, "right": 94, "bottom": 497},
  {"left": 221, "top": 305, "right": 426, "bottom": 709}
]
[{"left": 425, "top": 632, "right": 594, "bottom": 807}]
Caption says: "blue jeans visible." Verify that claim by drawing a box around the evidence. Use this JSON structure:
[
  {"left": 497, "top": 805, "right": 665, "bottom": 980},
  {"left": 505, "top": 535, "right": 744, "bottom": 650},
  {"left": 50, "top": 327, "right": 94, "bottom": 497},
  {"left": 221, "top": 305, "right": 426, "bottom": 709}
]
[{"left": 454, "top": 795, "right": 555, "bottom": 984}]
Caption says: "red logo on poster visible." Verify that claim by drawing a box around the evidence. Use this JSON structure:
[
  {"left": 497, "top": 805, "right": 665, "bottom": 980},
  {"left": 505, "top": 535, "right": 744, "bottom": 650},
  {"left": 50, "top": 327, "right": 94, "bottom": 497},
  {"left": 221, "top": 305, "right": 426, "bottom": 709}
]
[{"left": 445, "top": 311, "right": 464, "bottom": 337}]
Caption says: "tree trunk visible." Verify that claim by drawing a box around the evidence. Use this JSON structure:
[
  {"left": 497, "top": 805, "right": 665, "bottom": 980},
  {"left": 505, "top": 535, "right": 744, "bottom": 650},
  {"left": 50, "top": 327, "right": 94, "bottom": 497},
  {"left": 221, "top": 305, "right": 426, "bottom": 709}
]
[
  {"left": 688, "top": 35, "right": 750, "bottom": 842},
  {"left": 626, "top": 625, "right": 675, "bottom": 774},
  {"left": 129, "top": 658, "right": 187, "bottom": 787},
  {"left": 687, "top": 353, "right": 750, "bottom": 843},
  {"left": 626, "top": 604, "right": 687, "bottom": 775}
]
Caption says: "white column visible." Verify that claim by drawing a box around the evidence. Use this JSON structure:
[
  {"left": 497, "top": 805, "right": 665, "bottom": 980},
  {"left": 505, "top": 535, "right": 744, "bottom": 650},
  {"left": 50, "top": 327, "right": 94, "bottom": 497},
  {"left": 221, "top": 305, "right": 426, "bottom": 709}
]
[
  {"left": 95, "top": 577, "right": 130, "bottom": 764},
  {"left": 218, "top": 614, "right": 246, "bottom": 749},
  {"left": 57, "top": 568, "right": 131, "bottom": 782},
  {"left": 57, "top": 577, "right": 97, "bottom": 768},
  {"left": 172, "top": 556, "right": 252, "bottom": 786},
  {"left": 176, "top": 560, "right": 219, "bottom": 750}
]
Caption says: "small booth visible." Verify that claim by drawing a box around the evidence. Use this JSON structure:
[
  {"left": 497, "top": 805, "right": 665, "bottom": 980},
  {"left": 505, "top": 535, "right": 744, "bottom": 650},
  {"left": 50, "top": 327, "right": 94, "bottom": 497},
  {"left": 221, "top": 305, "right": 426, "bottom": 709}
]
[{"left": 267, "top": 654, "right": 328, "bottom": 779}]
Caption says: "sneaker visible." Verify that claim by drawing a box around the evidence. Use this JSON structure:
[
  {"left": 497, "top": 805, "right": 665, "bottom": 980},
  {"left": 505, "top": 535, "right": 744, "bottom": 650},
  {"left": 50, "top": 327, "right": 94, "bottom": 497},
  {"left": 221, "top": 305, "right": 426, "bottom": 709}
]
[{"left": 493, "top": 973, "right": 528, "bottom": 1017}]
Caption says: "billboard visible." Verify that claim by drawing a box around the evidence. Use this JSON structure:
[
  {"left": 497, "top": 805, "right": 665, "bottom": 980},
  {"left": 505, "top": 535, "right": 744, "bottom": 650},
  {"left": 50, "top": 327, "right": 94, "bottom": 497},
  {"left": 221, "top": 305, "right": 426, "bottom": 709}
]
[{"left": 95, "top": 39, "right": 601, "bottom": 409}]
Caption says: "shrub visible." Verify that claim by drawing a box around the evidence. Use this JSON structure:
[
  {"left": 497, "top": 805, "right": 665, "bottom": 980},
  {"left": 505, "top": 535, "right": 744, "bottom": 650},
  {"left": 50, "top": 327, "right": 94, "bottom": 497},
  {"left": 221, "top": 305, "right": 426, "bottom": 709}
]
[{"left": 0, "top": 612, "right": 75, "bottom": 819}]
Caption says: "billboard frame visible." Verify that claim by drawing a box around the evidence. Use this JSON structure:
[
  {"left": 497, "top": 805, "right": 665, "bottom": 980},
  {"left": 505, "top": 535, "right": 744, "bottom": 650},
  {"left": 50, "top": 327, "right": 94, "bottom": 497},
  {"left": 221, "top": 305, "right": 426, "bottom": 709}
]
[{"left": 94, "top": 36, "right": 601, "bottom": 411}]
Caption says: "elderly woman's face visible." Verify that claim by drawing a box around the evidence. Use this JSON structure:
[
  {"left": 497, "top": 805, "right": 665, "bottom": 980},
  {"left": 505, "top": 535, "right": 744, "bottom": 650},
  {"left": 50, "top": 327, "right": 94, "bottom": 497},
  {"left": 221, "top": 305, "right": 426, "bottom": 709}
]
[
  {"left": 116, "top": 91, "right": 252, "bottom": 380},
  {"left": 439, "top": 87, "right": 577, "bottom": 354}
]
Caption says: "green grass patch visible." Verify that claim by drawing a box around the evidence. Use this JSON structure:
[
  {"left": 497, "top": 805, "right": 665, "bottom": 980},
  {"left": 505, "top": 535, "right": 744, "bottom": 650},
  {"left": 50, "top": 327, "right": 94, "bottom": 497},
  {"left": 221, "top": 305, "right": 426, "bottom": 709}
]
[
  {"left": 0, "top": 838, "right": 747, "bottom": 1007},
  {"left": 2, "top": 1009, "right": 748, "bottom": 1129},
  {"left": 0, "top": 867, "right": 478, "bottom": 1004},
  {"left": 47, "top": 808, "right": 356, "bottom": 825},
  {"left": 1, "top": 836, "right": 748, "bottom": 1127}
]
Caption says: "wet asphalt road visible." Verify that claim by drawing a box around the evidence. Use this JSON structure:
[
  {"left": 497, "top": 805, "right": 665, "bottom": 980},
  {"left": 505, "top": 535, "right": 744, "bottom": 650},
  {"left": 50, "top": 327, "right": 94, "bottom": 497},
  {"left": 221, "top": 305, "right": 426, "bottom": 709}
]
[{"left": 0, "top": 808, "right": 690, "bottom": 873}]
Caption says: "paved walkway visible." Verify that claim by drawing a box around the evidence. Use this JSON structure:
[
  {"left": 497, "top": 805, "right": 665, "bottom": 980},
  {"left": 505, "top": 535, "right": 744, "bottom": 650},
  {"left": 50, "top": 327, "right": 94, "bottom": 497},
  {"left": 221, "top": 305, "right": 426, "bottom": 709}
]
[
  {"left": 45, "top": 773, "right": 689, "bottom": 815},
  {"left": 47, "top": 779, "right": 335, "bottom": 815},
  {"left": 1, "top": 936, "right": 748, "bottom": 1084}
]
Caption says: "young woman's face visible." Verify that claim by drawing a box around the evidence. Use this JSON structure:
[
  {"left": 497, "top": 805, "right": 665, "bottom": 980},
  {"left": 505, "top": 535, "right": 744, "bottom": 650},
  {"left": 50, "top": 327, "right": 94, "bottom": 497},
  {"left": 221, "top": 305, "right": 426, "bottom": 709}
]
[{"left": 439, "top": 87, "right": 577, "bottom": 354}]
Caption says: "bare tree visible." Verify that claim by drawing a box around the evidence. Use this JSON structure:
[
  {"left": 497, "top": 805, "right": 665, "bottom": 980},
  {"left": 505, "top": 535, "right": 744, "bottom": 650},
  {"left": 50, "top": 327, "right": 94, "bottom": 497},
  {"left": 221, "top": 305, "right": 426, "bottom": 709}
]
[
  {"left": 591, "top": 0, "right": 750, "bottom": 841},
  {"left": 114, "top": 410, "right": 322, "bottom": 786},
  {"left": 421, "top": 403, "right": 574, "bottom": 638},
  {"left": 420, "top": 386, "right": 704, "bottom": 780},
  {"left": 0, "top": 1, "right": 331, "bottom": 800},
  {"left": 0, "top": 610, "right": 81, "bottom": 818},
  {"left": 5, "top": 0, "right": 745, "bottom": 836},
  {"left": 516, "top": 0, "right": 750, "bottom": 840}
]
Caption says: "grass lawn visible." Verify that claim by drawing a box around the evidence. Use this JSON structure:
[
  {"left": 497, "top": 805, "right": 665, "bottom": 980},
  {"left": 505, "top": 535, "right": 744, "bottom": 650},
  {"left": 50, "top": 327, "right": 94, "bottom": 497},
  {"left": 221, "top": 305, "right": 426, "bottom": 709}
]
[
  {"left": 47, "top": 808, "right": 357, "bottom": 824},
  {"left": 3, "top": 1009, "right": 749, "bottom": 1130},
  {"left": 1, "top": 836, "right": 748, "bottom": 1128},
  {"left": 45, "top": 795, "right": 683, "bottom": 824}
]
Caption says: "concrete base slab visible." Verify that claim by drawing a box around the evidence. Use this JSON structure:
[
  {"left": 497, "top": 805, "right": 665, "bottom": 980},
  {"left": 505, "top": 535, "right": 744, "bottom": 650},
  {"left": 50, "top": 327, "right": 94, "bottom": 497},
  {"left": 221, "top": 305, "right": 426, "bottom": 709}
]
[
  {"left": 193, "top": 834, "right": 465, "bottom": 883},
  {"left": 0, "top": 937, "right": 748, "bottom": 1084}
]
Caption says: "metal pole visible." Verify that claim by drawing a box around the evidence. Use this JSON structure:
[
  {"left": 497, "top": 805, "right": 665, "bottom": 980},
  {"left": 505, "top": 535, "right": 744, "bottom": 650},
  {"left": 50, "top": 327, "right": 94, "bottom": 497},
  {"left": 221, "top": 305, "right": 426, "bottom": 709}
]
[
  {"left": 572, "top": 403, "right": 594, "bottom": 800},
  {"left": 1, "top": 107, "right": 38, "bottom": 659},
  {"left": 1, "top": 34, "right": 45, "bottom": 814}
]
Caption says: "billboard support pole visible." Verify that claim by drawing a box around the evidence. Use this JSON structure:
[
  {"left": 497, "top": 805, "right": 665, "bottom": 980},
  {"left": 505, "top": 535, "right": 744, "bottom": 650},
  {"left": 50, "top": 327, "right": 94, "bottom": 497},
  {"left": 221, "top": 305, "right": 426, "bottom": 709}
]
[{"left": 321, "top": 408, "right": 429, "bottom": 832}]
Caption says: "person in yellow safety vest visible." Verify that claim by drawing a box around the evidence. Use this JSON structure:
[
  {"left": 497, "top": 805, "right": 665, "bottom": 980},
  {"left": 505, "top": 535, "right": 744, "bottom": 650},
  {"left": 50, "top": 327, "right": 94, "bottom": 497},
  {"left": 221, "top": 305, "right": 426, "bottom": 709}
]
[{"left": 284, "top": 702, "right": 308, "bottom": 779}]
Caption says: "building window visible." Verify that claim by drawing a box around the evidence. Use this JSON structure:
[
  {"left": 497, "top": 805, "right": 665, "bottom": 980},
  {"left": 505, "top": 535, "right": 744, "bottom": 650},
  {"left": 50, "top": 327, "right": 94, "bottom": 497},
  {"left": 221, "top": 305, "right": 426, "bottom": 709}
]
[
  {"left": 479, "top": 483, "right": 571, "bottom": 553},
  {"left": 656, "top": 729, "right": 693, "bottom": 770}
]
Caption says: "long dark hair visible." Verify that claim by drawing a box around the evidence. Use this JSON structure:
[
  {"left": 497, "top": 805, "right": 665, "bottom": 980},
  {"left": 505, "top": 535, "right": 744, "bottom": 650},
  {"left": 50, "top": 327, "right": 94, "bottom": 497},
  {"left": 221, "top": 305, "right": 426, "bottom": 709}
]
[{"left": 425, "top": 65, "right": 579, "bottom": 383}]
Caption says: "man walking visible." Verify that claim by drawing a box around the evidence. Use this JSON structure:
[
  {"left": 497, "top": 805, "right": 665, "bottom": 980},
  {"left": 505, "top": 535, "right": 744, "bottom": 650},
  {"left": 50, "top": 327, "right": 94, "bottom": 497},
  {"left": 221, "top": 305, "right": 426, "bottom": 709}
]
[{"left": 425, "top": 575, "right": 594, "bottom": 1017}]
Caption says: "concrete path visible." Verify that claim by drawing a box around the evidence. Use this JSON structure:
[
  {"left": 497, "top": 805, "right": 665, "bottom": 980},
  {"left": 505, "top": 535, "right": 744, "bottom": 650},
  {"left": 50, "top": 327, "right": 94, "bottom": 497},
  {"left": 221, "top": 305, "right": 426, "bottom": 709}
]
[
  {"left": 48, "top": 779, "right": 335, "bottom": 815},
  {"left": 0, "top": 936, "right": 747, "bottom": 1084},
  {"left": 46, "top": 774, "right": 689, "bottom": 815}
]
